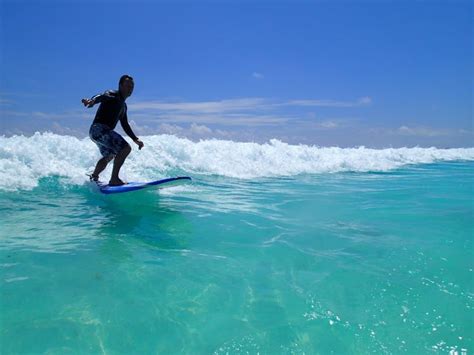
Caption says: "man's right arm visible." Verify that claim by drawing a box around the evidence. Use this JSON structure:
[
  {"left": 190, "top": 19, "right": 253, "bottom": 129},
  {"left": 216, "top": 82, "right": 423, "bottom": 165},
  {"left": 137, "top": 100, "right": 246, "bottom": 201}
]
[{"left": 82, "top": 90, "right": 114, "bottom": 108}]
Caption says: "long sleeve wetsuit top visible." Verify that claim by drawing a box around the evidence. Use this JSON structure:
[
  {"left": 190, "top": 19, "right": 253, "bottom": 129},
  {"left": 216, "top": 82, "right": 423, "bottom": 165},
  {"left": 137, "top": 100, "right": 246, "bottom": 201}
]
[{"left": 90, "top": 90, "right": 138, "bottom": 141}]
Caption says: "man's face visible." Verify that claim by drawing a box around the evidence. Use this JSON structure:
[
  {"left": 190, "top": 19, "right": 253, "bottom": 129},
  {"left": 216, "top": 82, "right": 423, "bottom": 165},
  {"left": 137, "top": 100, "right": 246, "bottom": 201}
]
[{"left": 120, "top": 79, "right": 134, "bottom": 98}]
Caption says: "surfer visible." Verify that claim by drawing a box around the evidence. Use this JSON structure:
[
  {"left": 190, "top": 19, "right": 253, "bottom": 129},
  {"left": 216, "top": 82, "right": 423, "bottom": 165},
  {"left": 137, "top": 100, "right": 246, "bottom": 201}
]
[{"left": 82, "top": 75, "right": 144, "bottom": 186}]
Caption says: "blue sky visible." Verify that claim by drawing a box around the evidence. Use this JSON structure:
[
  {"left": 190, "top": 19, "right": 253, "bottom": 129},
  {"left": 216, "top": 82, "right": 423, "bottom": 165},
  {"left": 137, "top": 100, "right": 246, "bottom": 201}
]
[{"left": 1, "top": 0, "right": 472, "bottom": 147}]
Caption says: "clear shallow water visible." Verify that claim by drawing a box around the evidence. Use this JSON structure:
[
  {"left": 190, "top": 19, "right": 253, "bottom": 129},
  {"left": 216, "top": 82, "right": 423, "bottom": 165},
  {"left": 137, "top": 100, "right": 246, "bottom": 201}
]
[{"left": 0, "top": 134, "right": 473, "bottom": 354}]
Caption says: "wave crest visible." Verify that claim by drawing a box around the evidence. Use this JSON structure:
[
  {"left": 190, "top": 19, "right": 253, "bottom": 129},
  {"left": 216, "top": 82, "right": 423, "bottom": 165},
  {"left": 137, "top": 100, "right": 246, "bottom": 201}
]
[{"left": 1, "top": 132, "right": 473, "bottom": 190}]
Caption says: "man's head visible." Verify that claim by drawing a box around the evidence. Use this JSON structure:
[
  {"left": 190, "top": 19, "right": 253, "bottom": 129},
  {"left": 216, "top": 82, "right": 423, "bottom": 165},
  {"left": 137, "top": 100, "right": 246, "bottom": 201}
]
[{"left": 119, "top": 75, "right": 134, "bottom": 99}]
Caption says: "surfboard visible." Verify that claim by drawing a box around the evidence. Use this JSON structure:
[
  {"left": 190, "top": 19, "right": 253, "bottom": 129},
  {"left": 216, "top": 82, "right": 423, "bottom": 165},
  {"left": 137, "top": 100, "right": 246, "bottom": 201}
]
[{"left": 94, "top": 176, "right": 192, "bottom": 195}]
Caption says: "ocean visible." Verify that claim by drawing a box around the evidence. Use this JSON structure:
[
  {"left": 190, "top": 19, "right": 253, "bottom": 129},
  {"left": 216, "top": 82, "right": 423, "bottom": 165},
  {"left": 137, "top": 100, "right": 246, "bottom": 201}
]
[{"left": 1, "top": 132, "right": 473, "bottom": 354}]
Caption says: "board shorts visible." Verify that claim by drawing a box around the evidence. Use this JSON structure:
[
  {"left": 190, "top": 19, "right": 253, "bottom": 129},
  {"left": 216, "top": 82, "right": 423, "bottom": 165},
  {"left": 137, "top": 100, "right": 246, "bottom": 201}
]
[{"left": 89, "top": 123, "right": 129, "bottom": 158}]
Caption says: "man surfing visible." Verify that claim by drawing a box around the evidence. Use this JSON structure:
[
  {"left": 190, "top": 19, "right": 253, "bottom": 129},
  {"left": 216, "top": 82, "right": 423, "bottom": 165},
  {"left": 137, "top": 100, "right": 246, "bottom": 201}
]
[{"left": 82, "top": 75, "right": 144, "bottom": 186}]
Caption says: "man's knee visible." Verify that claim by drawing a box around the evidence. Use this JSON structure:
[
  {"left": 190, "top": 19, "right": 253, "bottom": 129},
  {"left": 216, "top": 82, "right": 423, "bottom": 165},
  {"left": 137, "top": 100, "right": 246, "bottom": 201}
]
[
  {"left": 115, "top": 144, "right": 131, "bottom": 158},
  {"left": 123, "top": 144, "right": 132, "bottom": 155},
  {"left": 99, "top": 154, "right": 114, "bottom": 163},
  {"left": 105, "top": 154, "right": 115, "bottom": 162}
]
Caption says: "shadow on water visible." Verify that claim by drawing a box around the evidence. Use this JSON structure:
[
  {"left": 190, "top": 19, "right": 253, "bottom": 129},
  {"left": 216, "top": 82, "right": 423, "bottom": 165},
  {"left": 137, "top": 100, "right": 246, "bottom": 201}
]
[
  {"left": 0, "top": 177, "right": 194, "bottom": 255},
  {"left": 81, "top": 182, "right": 194, "bottom": 253}
]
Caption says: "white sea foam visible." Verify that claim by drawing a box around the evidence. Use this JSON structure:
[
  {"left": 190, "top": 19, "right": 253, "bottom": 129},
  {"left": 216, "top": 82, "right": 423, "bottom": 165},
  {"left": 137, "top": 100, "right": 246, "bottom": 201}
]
[{"left": 1, "top": 132, "right": 473, "bottom": 191}]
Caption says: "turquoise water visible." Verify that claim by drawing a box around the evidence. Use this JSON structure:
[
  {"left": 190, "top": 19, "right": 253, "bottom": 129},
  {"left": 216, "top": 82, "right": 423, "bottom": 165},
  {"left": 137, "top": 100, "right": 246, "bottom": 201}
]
[{"left": 1, "top": 134, "right": 473, "bottom": 354}]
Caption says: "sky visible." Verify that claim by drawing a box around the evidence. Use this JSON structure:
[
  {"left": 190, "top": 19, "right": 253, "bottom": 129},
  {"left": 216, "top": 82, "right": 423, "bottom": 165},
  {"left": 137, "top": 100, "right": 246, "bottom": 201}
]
[{"left": 0, "top": 0, "right": 472, "bottom": 147}]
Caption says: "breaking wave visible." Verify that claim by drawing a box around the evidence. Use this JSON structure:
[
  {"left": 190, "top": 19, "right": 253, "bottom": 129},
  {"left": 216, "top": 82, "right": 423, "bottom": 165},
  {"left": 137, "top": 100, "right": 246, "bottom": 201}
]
[{"left": 1, "top": 132, "right": 473, "bottom": 190}]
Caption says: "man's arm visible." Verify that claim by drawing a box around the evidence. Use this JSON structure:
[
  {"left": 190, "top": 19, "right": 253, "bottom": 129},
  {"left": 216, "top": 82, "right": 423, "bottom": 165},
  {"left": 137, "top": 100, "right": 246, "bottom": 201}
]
[
  {"left": 81, "top": 90, "right": 114, "bottom": 108},
  {"left": 120, "top": 112, "right": 144, "bottom": 150}
]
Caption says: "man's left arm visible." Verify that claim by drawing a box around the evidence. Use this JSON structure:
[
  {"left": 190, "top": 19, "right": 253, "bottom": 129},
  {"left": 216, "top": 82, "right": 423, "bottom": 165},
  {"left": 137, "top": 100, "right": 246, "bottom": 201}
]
[{"left": 120, "top": 111, "right": 144, "bottom": 150}]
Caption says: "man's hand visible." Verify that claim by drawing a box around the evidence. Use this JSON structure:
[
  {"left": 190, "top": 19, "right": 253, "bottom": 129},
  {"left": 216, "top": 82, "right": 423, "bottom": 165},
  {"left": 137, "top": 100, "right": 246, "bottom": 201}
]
[
  {"left": 81, "top": 98, "right": 95, "bottom": 108},
  {"left": 135, "top": 139, "right": 144, "bottom": 150}
]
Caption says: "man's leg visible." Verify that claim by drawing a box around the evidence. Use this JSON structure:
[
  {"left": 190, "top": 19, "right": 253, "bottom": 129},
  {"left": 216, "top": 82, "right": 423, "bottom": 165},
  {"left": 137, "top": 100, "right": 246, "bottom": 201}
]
[
  {"left": 92, "top": 155, "right": 114, "bottom": 180},
  {"left": 109, "top": 145, "right": 131, "bottom": 185}
]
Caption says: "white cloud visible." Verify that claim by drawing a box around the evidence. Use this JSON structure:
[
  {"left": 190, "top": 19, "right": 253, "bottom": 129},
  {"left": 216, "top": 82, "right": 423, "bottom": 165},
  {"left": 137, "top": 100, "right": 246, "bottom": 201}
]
[
  {"left": 132, "top": 112, "right": 290, "bottom": 127},
  {"left": 32, "top": 111, "right": 90, "bottom": 120},
  {"left": 129, "top": 98, "right": 268, "bottom": 113},
  {"left": 153, "top": 123, "right": 231, "bottom": 140},
  {"left": 0, "top": 98, "right": 14, "bottom": 106},
  {"left": 458, "top": 129, "right": 474, "bottom": 135},
  {"left": 397, "top": 126, "right": 449, "bottom": 137},
  {"left": 366, "top": 126, "right": 472, "bottom": 139},
  {"left": 215, "top": 129, "right": 231, "bottom": 137},
  {"left": 1, "top": 109, "right": 90, "bottom": 121},
  {"left": 190, "top": 123, "right": 213, "bottom": 135},
  {"left": 0, "top": 96, "right": 374, "bottom": 139},
  {"left": 295, "top": 118, "right": 353, "bottom": 130},
  {"left": 158, "top": 123, "right": 184, "bottom": 135},
  {"left": 358, "top": 96, "right": 372, "bottom": 105},
  {"left": 127, "top": 96, "right": 371, "bottom": 128},
  {"left": 0, "top": 110, "right": 30, "bottom": 117},
  {"left": 319, "top": 120, "right": 339, "bottom": 129},
  {"left": 129, "top": 96, "right": 373, "bottom": 115},
  {"left": 50, "top": 122, "right": 83, "bottom": 136},
  {"left": 284, "top": 97, "right": 372, "bottom": 108}
]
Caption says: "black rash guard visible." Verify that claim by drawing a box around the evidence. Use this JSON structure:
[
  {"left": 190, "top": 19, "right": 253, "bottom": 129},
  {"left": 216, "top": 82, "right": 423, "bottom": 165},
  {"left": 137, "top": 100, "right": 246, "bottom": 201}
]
[{"left": 90, "top": 90, "right": 138, "bottom": 141}]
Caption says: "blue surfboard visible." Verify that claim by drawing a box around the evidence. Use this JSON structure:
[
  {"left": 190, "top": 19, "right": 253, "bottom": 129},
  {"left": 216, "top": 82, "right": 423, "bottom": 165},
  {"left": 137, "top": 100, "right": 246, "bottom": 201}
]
[{"left": 95, "top": 176, "right": 192, "bottom": 195}]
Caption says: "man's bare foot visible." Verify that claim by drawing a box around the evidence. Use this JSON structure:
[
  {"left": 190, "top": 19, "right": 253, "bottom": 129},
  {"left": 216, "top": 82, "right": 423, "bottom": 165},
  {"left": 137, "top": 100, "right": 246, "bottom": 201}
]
[
  {"left": 87, "top": 173, "right": 99, "bottom": 182},
  {"left": 108, "top": 178, "right": 127, "bottom": 186}
]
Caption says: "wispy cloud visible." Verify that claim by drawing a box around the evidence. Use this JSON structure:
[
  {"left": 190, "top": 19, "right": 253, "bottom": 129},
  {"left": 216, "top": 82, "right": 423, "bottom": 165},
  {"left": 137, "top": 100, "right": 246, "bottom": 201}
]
[
  {"left": 397, "top": 125, "right": 451, "bottom": 137},
  {"left": 132, "top": 112, "right": 291, "bottom": 127},
  {"left": 189, "top": 123, "right": 212, "bottom": 135},
  {"left": 136, "top": 122, "right": 233, "bottom": 140},
  {"left": 127, "top": 96, "right": 372, "bottom": 128},
  {"left": 252, "top": 72, "right": 264, "bottom": 79},
  {"left": 296, "top": 117, "right": 355, "bottom": 130},
  {"left": 0, "top": 110, "right": 30, "bottom": 117},
  {"left": 129, "top": 98, "right": 269, "bottom": 113},
  {"left": 0, "top": 98, "right": 14, "bottom": 106},
  {"left": 129, "top": 96, "right": 372, "bottom": 114},
  {"left": 130, "top": 98, "right": 289, "bottom": 127},
  {"left": 157, "top": 123, "right": 184, "bottom": 135},
  {"left": 1, "top": 109, "right": 90, "bottom": 120},
  {"left": 318, "top": 120, "right": 340, "bottom": 129},
  {"left": 284, "top": 96, "right": 372, "bottom": 108},
  {"left": 368, "top": 126, "right": 473, "bottom": 138},
  {"left": 32, "top": 111, "right": 90, "bottom": 120},
  {"left": 0, "top": 96, "right": 373, "bottom": 139}
]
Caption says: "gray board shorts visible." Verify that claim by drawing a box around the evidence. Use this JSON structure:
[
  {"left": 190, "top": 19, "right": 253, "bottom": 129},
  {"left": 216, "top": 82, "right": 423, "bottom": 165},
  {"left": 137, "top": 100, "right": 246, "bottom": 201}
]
[{"left": 89, "top": 123, "right": 129, "bottom": 158}]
